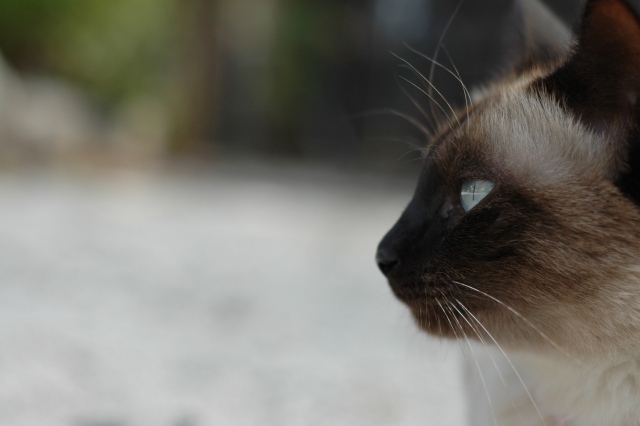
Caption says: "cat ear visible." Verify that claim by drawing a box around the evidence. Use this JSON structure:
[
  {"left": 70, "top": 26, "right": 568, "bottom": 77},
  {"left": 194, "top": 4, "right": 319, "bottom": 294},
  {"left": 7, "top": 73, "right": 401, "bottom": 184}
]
[
  {"left": 541, "top": 0, "right": 640, "bottom": 133},
  {"left": 504, "top": 0, "right": 571, "bottom": 71}
]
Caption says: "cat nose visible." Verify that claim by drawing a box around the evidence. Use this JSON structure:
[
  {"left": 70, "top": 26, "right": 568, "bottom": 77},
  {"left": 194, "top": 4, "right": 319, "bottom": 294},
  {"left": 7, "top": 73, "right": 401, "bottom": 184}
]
[{"left": 376, "top": 246, "right": 399, "bottom": 276}]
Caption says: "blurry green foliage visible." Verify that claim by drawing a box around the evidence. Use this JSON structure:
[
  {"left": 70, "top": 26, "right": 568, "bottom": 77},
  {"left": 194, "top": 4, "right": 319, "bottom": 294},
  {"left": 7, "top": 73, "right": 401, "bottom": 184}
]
[
  {"left": 272, "top": 1, "right": 344, "bottom": 105},
  {"left": 269, "top": 1, "right": 348, "bottom": 151},
  {"left": 0, "top": 0, "right": 177, "bottom": 104}
]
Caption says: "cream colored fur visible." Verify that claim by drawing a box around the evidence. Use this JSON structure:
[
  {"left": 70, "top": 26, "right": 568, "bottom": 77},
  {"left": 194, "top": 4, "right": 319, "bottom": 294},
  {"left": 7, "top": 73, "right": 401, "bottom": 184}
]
[{"left": 468, "top": 345, "right": 640, "bottom": 426}]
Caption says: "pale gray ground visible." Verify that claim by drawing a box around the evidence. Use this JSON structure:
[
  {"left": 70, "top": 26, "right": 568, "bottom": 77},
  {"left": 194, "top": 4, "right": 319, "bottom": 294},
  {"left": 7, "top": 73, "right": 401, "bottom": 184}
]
[{"left": 0, "top": 161, "right": 465, "bottom": 426}]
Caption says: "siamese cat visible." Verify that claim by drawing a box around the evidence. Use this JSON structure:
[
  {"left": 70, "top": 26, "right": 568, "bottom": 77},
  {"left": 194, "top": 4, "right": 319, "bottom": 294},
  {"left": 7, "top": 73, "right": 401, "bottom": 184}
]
[{"left": 376, "top": 0, "right": 640, "bottom": 425}]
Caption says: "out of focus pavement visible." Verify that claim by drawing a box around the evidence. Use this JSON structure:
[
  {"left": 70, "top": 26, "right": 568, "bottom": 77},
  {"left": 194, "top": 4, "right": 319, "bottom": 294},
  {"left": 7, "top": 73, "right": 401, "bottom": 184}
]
[{"left": 0, "top": 161, "right": 465, "bottom": 426}]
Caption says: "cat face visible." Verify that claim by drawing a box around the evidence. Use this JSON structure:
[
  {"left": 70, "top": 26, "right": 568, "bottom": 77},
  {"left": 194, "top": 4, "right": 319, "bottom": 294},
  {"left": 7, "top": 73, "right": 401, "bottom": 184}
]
[{"left": 377, "top": 0, "right": 640, "bottom": 359}]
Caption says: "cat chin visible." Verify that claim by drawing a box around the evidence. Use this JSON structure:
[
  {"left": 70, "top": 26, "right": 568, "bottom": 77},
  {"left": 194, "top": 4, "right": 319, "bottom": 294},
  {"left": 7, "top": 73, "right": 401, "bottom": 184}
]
[
  {"left": 406, "top": 297, "right": 576, "bottom": 355},
  {"left": 409, "top": 308, "right": 460, "bottom": 339},
  {"left": 405, "top": 299, "right": 500, "bottom": 342}
]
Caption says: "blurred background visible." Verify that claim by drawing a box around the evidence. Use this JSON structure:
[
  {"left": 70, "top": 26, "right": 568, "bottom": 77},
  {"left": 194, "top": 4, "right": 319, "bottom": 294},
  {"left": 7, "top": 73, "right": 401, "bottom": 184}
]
[
  {"left": 0, "top": 0, "right": 604, "bottom": 425},
  {"left": 0, "top": 0, "right": 590, "bottom": 171}
]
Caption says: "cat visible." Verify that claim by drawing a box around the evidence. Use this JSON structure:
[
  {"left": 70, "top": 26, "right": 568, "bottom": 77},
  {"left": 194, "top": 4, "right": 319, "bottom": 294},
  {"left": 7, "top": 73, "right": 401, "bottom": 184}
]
[{"left": 376, "top": 0, "right": 640, "bottom": 425}]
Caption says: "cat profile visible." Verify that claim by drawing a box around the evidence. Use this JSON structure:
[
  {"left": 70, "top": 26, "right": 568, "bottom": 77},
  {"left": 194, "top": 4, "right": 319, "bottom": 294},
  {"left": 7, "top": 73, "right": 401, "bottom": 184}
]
[{"left": 376, "top": 0, "right": 640, "bottom": 425}]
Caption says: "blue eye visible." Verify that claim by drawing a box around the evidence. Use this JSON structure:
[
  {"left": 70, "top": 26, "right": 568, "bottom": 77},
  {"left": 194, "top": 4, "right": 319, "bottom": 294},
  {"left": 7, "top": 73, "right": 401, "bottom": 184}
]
[{"left": 460, "top": 180, "right": 495, "bottom": 212}]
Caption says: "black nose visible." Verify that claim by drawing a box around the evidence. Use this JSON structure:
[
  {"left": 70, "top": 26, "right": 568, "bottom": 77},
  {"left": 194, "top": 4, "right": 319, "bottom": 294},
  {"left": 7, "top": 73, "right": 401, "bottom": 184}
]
[{"left": 376, "top": 246, "right": 399, "bottom": 276}]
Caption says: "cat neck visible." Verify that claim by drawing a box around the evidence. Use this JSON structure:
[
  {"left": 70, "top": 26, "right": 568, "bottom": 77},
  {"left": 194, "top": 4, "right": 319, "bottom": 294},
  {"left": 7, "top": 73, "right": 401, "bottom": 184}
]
[{"left": 514, "top": 351, "right": 640, "bottom": 426}]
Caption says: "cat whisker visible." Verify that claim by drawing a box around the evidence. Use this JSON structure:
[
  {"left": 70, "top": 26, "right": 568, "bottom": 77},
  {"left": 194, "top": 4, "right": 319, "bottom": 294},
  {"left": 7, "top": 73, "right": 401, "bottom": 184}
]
[
  {"left": 440, "top": 297, "right": 498, "bottom": 426},
  {"left": 351, "top": 109, "right": 433, "bottom": 139},
  {"left": 395, "top": 73, "right": 438, "bottom": 134},
  {"left": 363, "top": 136, "right": 422, "bottom": 151},
  {"left": 401, "top": 155, "right": 428, "bottom": 167},
  {"left": 435, "top": 297, "right": 443, "bottom": 336},
  {"left": 394, "top": 54, "right": 448, "bottom": 122},
  {"left": 435, "top": 292, "right": 493, "bottom": 422},
  {"left": 450, "top": 298, "right": 531, "bottom": 424},
  {"left": 403, "top": 43, "right": 473, "bottom": 125},
  {"left": 396, "top": 71, "right": 459, "bottom": 153},
  {"left": 397, "top": 147, "right": 428, "bottom": 164},
  {"left": 436, "top": 294, "right": 493, "bottom": 421},
  {"left": 395, "top": 70, "right": 460, "bottom": 153},
  {"left": 449, "top": 301, "right": 509, "bottom": 388},
  {"left": 397, "top": 74, "right": 457, "bottom": 134},
  {"left": 392, "top": 52, "right": 460, "bottom": 127},
  {"left": 455, "top": 299, "right": 546, "bottom": 426},
  {"left": 435, "top": 293, "right": 468, "bottom": 358},
  {"left": 420, "top": 289, "right": 425, "bottom": 330},
  {"left": 452, "top": 280, "right": 585, "bottom": 368},
  {"left": 441, "top": 46, "right": 472, "bottom": 131},
  {"left": 428, "top": 0, "right": 465, "bottom": 126}
]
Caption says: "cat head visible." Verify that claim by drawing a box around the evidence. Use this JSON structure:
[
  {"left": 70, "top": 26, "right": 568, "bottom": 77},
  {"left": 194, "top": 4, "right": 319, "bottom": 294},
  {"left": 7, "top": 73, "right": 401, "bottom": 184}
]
[{"left": 377, "top": 0, "right": 640, "bottom": 360}]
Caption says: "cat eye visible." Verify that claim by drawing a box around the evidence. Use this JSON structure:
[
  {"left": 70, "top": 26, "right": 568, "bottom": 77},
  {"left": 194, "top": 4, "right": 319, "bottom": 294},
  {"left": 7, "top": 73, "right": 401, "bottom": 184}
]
[{"left": 460, "top": 180, "right": 495, "bottom": 212}]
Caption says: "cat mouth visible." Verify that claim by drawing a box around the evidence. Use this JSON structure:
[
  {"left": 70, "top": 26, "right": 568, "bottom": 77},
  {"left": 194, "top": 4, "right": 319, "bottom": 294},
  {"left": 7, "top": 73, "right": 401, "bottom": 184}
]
[{"left": 387, "top": 274, "right": 458, "bottom": 306}]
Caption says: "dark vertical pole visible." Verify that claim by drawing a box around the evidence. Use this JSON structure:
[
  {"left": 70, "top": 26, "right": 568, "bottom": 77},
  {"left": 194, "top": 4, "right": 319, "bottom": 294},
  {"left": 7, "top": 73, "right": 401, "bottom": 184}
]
[{"left": 172, "top": 0, "right": 220, "bottom": 155}]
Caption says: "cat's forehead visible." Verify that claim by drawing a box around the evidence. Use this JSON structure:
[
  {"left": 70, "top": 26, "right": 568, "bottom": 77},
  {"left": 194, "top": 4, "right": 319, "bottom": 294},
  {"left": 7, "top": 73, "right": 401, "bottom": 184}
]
[{"left": 437, "top": 72, "right": 613, "bottom": 186}]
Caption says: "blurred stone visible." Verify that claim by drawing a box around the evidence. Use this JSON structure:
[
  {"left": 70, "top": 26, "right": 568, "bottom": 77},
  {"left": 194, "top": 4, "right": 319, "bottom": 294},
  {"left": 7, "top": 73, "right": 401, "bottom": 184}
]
[
  {"left": 0, "top": 55, "right": 100, "bottom": 164},
  {"left": 0, "top": 54, "right": 168, "bottom": 167}
]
